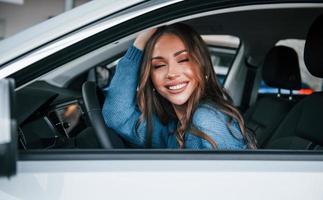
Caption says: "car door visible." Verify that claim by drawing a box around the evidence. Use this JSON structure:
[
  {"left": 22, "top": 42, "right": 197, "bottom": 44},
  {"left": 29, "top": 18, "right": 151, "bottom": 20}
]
[
  {"left": 0, "top": 78, "right": 16, "bottom": 178},
  {"left": 0, "top": 152, "right": 322, "bottom": 200},
  {"left": 1, "top": 1, "right": 323, "bottom": 200}
]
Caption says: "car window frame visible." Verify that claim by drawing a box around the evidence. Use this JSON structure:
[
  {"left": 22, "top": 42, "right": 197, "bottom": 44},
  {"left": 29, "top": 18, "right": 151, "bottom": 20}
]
[
  {"left": 18, "top": 149, "right": 323, "bottom": 161},
  {"left": 6, "top": 1, "right": 323, "bottom": 162}
]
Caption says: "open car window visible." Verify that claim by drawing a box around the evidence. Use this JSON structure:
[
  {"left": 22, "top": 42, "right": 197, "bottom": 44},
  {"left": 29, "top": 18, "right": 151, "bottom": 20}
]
[{"left": 0, "top": 1, "right": 321, "bottom": 153}]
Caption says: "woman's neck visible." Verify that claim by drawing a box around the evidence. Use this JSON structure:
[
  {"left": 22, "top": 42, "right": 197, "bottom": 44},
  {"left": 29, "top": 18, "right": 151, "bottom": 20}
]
[{"left": 172, "top": 104, "right": 187, "bottom": 124}]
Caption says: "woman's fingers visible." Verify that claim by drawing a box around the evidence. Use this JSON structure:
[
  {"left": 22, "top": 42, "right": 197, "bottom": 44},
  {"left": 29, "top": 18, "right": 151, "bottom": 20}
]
[{"left": 134, "top": 28, "right": 157, "bottom": 50}]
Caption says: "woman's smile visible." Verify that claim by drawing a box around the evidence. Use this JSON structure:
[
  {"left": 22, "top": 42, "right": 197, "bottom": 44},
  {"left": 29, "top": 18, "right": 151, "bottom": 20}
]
[
  {"left": 165, "top": 81, "right": 188, "bottom": 92},
  {"left": 150, "top": 33, "right": 199, "bottom": 106}
]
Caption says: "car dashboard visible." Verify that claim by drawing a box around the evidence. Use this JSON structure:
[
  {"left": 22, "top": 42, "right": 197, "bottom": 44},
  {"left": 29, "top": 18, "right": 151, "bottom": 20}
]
[{"left": 16, "top": 81, "right": 90, "bottom": 150}]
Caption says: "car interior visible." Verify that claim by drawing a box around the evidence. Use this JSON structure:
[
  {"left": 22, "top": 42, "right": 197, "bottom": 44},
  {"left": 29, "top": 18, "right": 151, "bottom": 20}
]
[
  {"left": 244, "top": 45, "right": 302, "bottom": 148},
  {"left": 13, "top": 5, "right": 323, "bottom": 150}
]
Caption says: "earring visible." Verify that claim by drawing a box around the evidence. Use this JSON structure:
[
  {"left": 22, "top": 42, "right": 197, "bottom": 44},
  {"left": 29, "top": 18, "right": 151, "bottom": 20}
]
[
  {"left": 205, "top": 75, "right": 208, "bottom": 80},
  {"left": 153, "top": 87, "right": 156, "bottom": 92}
]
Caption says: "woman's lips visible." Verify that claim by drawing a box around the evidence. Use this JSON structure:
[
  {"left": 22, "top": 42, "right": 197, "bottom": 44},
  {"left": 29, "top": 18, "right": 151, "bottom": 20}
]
[{"left": 165, "top": 82, "right": 188, "bottom": 93}]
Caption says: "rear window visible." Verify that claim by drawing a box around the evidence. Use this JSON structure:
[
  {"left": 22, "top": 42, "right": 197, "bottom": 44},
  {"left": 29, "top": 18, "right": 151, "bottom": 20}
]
[
  {"left": 203, "top": 35, "right": 240, "bottom": 85},
  {"left": 258, "top": 39, "right": 323, "bottom": 95}
]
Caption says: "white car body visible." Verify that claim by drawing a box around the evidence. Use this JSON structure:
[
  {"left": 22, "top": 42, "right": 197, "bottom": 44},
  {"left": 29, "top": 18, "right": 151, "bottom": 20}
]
[{"left": 2, "top": 160, "right": 323, "bottom": 200}]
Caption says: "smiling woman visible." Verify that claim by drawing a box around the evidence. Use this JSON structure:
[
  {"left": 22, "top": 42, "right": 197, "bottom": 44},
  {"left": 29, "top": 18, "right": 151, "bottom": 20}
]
[{"left": 102, "top": 23, "right": 257, "bottom": 149}]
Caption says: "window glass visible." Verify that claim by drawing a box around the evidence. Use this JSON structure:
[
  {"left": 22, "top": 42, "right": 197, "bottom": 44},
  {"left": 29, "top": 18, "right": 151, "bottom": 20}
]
[
  {"left": 258, "top": 39, "right": 323, "bottom": 95},
  {"left": 208, "top": 46, "right": 237, "bottom": 85},
  {"left": 203, "top": 35, "right": 240, "bottom": 85}
]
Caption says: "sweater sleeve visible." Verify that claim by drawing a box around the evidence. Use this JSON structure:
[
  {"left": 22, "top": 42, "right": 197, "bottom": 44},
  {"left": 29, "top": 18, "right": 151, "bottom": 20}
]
[
  {"left": 102, "top": 46, "right": 145, "bottom": 146},
  {"left": 101, "top": 46, "right": 168, "bottom": 148},
  {"left": 188, "top": 104, "right": 247, "bottom": 150}
]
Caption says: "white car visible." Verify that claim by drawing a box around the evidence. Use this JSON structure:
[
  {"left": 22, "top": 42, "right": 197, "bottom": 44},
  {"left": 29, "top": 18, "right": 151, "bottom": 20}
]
[{"left": 0, "top": 0, "right": 323, "bottom": 199}]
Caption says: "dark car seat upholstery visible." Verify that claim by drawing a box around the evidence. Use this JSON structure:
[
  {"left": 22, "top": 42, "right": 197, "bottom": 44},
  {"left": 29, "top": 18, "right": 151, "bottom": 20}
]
[
  {"left": 265, "top": 14, "right": 323, "bottom": 149},
  {"left": 244, "top": 46, "right": 301, "bottom": 148}
]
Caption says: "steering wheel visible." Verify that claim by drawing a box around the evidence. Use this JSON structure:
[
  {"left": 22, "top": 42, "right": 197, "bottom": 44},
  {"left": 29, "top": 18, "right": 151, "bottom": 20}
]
[{"left": 82, "top": 81, "right": 124, "bottom": 148}]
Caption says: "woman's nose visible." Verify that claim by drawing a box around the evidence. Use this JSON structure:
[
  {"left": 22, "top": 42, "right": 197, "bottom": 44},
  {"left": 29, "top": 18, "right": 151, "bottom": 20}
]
[
  {"left": 166, "top": 62, "right": 180, "bottom": 79},
  {"left": 166, "top": 73, "right": 179, "bottom": 79}
]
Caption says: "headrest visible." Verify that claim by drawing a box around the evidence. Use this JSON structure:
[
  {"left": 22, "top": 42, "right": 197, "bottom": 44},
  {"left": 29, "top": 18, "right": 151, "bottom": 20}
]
[
  {"left": 262, "top": 46, "right": 301, "bottom": 90},
  {"left": 304, "top": 14, "right": 323, "bottom": 78}
]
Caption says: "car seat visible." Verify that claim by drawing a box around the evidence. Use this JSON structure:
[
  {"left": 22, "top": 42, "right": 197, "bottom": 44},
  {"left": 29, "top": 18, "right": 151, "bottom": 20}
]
[
  {"left": 265, "top": 14, "right": 323, "bottom": 150},
  {"left": 244, "top": 46, "right": 301, "bottom": 148}
]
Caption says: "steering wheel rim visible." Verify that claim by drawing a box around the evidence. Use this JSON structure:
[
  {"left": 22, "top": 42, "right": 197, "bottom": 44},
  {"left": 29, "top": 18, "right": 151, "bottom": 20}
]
[{"left": 82, "top": 81, "right": 124, "bottom": 149}]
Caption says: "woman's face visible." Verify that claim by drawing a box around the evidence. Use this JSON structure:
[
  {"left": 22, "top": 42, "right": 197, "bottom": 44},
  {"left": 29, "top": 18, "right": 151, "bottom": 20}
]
[{"left": 150, "top": 33, "right": 199, "bottom": 106}]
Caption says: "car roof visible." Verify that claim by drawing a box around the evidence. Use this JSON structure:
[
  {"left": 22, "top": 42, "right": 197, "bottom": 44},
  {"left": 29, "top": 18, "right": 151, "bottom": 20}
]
[{"left": 0, "top": 0, "right": 144, "bottom": 66}]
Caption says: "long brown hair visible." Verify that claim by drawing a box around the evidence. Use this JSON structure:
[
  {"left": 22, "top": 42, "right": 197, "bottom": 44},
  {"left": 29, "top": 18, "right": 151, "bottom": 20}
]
[{"left": 137, "top": 23, "right": 256, "bottom": 149}]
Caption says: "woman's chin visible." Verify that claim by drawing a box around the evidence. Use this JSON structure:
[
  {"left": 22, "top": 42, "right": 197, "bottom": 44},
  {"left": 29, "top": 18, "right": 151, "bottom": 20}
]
[{"left": 167, "top": 97, "right": 189, "bottom": 106}]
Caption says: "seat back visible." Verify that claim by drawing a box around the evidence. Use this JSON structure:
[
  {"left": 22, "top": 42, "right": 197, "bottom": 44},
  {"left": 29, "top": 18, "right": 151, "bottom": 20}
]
[
  {"left": 265, "top": 14, "right": 323, "bottom": 149},
  {"left": 245, "top": 46, "right": 301, "bottom": 147}
]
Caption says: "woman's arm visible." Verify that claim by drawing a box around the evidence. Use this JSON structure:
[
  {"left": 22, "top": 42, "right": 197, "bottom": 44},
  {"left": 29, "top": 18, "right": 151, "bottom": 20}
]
[
  {"left": 102, "top": 29, "right": 169, "bottom": 147},
  {"left": 102, "top": 46, "right": 145, "bottom": 146},
  {"left": 187, "top": 104, "right": 247, "bottom": 149}
]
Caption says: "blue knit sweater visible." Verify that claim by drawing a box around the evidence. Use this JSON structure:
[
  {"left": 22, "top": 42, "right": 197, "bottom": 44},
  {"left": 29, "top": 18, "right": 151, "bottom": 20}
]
[{"left": 102, "top": 45, "right": 247, "bottom": 149}]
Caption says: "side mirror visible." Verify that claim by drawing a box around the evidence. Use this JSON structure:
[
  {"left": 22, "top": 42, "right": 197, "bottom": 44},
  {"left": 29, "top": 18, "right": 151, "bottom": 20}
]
[{"left": 0, "top": 79, "right": 17, "bottom": 177}]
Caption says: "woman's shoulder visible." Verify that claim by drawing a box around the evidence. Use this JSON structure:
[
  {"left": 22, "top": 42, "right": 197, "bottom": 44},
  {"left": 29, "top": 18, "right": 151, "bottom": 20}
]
[
  {"left": 190, "top": 100, "right": 246, "bottom": 149},
  {"left": 191, "top": 100, "right": 243, "bottom": 138},
  {"left": 192, "top": 101, "right": 228, "bottom": 125}
]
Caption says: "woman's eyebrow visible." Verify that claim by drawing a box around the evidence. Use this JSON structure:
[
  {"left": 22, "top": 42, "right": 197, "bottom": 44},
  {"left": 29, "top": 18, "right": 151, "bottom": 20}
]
[
  {"left": 151, "top": 49, "right": 188, "bottom": 60},
  {"left": 151, "top": 56, "right": 164, "bottom": 60},
  {"left": 174, "top": 49, "right": 188, "bottom": 57}
]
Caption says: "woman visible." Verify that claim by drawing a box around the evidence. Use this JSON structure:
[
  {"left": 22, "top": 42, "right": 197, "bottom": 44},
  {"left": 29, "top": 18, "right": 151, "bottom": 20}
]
[{"left": 102, "top": 23, "right": 256, "bottom": 149}]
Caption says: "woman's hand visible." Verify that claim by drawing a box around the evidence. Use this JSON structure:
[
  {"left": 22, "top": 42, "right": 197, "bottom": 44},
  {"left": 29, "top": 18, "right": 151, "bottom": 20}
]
[{"left": 133, "top": 28, "right": 157, "bottom": 50}]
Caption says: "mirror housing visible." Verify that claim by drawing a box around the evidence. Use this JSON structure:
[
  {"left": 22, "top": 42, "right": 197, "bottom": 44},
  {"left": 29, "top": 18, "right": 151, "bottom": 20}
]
[{"left": 0, "top": 79, "right": 17, "bottom": 177}]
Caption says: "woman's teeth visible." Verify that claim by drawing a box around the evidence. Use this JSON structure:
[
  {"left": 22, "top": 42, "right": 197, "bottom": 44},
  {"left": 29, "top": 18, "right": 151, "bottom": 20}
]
[{"left": 168, "top": 83, "right": 187, "bottom": 90}]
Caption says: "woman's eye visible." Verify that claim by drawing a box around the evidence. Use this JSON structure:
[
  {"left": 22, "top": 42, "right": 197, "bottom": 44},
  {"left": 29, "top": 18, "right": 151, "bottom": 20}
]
[
  {"left": 178, "top": 58, "right": 189, "bottom": 63},
  {"left": 152, "top": 64, "right": 166, "bottom": 69}
]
